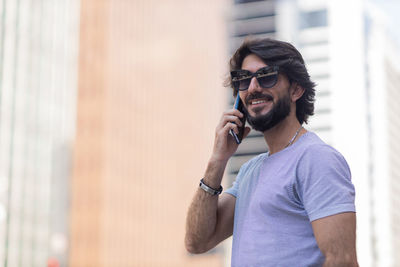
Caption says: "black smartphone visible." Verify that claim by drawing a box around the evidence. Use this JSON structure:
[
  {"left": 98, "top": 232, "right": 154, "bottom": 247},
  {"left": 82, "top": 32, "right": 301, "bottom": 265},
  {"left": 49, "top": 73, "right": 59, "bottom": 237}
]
[{"left": 230, "top": 94, "right": 247, "bottom": 144}]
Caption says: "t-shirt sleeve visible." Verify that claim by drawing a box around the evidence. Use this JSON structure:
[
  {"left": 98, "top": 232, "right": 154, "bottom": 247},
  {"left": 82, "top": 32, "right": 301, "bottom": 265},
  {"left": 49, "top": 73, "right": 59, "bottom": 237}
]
[
  {"left": 224, "top": 155, "right": 260, "bottom": 197},
  {"left": 224, "top": 168, "right": 244, "bottom": 198},
  {"left": 296, "top": 144, "right": 356, "bottom": 222}
]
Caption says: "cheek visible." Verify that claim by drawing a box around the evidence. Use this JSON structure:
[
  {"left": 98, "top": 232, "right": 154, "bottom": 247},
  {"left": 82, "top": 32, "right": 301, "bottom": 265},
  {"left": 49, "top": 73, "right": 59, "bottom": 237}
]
[
  {"left": 272, "top": 81, "right": 291, "bottom": 100},
  {"left": 275, "top": 75, "right": 291, "bottom": 90}
]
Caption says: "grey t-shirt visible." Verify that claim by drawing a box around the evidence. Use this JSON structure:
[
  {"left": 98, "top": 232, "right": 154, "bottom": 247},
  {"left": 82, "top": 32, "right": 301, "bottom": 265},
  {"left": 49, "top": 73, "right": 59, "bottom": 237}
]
[{"left": 225, "top": 132, "right": 356, "bottom": 267}]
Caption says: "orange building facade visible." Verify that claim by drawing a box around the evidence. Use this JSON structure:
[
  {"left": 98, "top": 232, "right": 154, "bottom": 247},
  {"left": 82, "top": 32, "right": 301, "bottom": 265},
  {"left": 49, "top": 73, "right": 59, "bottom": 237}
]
[{"left": 70, "top": 0, "right": 230, "bottom": 266}]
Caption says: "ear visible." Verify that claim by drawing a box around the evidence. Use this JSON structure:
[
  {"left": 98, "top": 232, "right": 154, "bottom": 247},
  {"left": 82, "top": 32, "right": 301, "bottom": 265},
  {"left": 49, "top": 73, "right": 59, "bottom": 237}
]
[{"left": 290, "top": 83, "right": 305, "bottom": 102}]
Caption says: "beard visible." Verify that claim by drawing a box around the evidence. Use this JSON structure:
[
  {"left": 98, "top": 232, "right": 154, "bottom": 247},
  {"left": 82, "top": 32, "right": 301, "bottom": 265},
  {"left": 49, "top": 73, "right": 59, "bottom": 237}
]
[{"left": 243, "top": 91, "right": 291, "bottom": 132}]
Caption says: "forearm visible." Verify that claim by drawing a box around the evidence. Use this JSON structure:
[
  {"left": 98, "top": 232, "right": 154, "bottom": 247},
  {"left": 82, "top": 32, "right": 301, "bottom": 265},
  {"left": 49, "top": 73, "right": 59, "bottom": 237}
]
[
  {"left": 323, "top": 255, "right": 358, "bottom": 267},
  {"left": 185, "top": 159, "right": 227, "bottom": 253},
  {"left": 185, "top": 108, "right": 247, "bottom": 253}
]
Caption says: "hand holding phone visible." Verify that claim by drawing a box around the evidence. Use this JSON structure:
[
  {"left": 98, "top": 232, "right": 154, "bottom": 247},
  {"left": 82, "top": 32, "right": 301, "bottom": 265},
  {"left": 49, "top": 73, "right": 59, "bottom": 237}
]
[{"left": 230, "top": 94, "right": 247, "bottom": 144}]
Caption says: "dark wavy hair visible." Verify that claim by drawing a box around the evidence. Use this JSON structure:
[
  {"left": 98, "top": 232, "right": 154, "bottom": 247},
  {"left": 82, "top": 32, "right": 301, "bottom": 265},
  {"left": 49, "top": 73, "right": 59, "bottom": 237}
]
[{"left": 225, "top": 37, "right": 316, "bottom": 124}]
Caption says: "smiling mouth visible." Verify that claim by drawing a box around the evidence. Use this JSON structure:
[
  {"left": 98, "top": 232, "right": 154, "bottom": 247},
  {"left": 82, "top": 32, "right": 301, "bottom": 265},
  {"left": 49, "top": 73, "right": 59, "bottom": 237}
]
[
  {"left": 248, "top": 95, "right": 273, "bottom": 106},
  {"left": 250, "top": 99, "right": 268, "bottom": 105}
]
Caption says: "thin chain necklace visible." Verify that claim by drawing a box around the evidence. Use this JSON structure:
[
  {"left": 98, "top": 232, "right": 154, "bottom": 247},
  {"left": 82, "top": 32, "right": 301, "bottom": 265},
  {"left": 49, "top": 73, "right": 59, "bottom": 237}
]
[{"left": 285, "top": 125, "right": 303, "bottom": 148}]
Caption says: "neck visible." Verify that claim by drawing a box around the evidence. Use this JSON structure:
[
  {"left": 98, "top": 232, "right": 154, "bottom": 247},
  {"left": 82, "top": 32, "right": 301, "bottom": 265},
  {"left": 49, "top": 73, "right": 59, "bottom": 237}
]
[{"left": 263, "top": 112, "right": 304, "bottom": 155}]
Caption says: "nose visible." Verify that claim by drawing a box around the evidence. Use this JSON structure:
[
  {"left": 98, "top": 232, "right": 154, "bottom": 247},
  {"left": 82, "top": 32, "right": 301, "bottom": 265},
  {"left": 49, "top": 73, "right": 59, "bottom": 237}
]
[{"left": 247, "top": 77, "right": 262, "bottom": 94}]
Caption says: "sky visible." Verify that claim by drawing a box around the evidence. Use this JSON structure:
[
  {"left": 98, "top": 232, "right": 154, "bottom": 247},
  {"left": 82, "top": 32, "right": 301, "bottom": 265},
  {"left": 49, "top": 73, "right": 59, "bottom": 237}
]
[{"left": 371, "top": 0, "right": 400, "bottom": 44}]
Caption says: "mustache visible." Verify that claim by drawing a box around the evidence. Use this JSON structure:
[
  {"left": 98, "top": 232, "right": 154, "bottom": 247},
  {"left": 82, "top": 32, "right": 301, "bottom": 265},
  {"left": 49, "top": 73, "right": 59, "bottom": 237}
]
[{"left": 245, "top": 92, "right": 273, "bottom": 105}]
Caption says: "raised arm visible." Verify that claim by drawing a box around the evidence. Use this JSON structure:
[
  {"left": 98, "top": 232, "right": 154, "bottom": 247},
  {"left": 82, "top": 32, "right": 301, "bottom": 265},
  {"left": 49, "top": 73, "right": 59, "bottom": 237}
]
[
  {"left": 184, "top": 160, "right": 236, "bottom": 253},
  {"left": 312, "top": 212, "right": 358, "bottom": 267},
  {"left": 185, "top": 109, "right": 250, "bottom": 254}
]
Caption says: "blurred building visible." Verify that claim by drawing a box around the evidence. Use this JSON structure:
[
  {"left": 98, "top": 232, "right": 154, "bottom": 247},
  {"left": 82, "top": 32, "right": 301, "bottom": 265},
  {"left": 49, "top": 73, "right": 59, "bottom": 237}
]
[
  {"left": 1, "top": 0, "right": 232, "bottom": 266},
  {"left": 69, "top": 0, "right": 229, "bottom": 266},
  {"left": 366, "top": 3, "right": 400, "bottom": 265},
  {"left": 0, "top": 0, "right": 79, "bottom": 266}
]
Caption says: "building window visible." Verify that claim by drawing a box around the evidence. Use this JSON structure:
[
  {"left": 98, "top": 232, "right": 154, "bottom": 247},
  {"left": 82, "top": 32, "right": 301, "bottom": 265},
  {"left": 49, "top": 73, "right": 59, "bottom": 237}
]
[{"left": 300, "top": 9, "right": 327, "bottom": 29}]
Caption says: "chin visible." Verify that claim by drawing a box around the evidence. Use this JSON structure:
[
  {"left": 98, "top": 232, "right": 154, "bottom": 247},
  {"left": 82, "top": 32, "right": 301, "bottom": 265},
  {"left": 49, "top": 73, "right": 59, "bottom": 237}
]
[
  {"left": 244, "top": 95, "right": 291, "bottom": 132},
  {"left": 250, "top": 106, "right": 271, "bottom": 117}
]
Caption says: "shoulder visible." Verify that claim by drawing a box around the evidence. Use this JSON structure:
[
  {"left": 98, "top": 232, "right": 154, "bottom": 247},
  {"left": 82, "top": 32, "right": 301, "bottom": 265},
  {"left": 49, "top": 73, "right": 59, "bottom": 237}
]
[
  {"left": 301, "top": 144, "right": 349, "bottom": 170},
  {"left": 293, "top": 135, "right": 355, "bottom": 221},
  {"left": 295, "top": 132, "right": 351, "bottom": 183},
  {"left": 298, "top": 132, "right": 349, "bottom": 168}
]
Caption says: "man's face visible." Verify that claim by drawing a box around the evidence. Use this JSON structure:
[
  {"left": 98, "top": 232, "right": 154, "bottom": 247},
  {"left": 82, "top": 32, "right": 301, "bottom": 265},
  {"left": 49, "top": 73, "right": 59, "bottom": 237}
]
[{"left": 238, "top": 54, "right": 293, "bottom": 132}]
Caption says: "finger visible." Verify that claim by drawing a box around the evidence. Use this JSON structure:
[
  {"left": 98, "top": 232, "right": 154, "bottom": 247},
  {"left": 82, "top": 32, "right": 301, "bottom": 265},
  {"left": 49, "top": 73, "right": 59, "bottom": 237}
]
[
  {"left": 226, "top": 109, "right": 244, "bottom": 119},
  {"left": 221, "top": 122, "right": 239, "bottom": 136},
  {"left": 216, "top": 109, "right": 245, "bottom": 133},
  {"left": 221, "top": 109, "right": 244, "bottom": 121},
  {"left": 216, "top": 116, "right": 241, "bottom": 132},
  {"left": 222, "top": 114, "right": 244, "bottom": 127}
]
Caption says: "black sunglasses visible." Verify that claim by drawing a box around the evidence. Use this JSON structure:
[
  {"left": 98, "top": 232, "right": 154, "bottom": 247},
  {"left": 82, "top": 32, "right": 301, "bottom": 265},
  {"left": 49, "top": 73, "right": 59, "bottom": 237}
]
[{"left": 231, "top": 66, "right": 279, "bottom": 91}]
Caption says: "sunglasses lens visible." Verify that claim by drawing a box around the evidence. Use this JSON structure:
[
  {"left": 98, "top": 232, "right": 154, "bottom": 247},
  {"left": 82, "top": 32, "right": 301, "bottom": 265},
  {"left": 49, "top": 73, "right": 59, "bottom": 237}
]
[
  {"left": 238, "top": 78, "right": 251, "bottom": 90},
  {"left": 258, "top": 73, "right": 278, "bottom": 88},
  {"left": 232, "top": 72, "right": 252, "bottom": 91}
]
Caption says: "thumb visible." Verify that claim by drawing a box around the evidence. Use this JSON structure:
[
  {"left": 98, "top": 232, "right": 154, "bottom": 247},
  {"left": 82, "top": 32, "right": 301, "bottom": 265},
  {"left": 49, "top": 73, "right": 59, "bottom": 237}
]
[{"left": 243, "top": 126, "right": 251, "bottom": 139}]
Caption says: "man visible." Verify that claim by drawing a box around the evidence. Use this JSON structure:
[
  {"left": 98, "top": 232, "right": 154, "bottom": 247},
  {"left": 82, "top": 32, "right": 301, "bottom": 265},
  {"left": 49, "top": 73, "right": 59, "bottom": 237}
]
[{"left": 185, "top": 37, "right": 358, "bottom": 266}]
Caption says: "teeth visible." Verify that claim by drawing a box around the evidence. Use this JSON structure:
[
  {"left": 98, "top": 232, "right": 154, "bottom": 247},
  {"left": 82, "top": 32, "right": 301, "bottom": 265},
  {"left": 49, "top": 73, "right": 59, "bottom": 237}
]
[{"left": 252, "top": 100, "right": 267, "bottom": 105}]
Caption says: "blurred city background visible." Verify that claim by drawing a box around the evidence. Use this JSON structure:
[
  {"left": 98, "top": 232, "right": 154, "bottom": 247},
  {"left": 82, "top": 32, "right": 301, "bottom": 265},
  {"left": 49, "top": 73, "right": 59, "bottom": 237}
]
[{"left": 0, "top": 0, "right": 399, "bottom": 266}]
